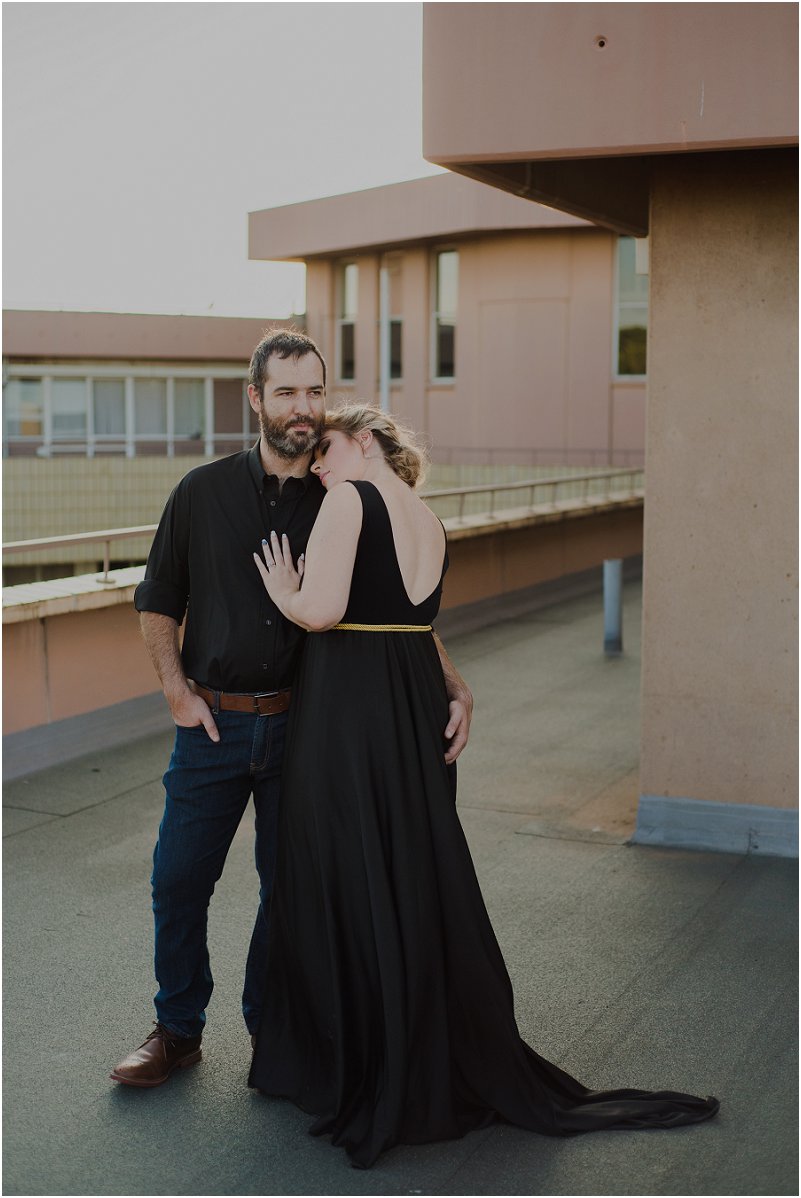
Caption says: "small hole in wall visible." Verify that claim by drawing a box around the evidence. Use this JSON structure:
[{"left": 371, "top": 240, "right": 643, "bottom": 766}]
[{"left": 594, "top": 36, "right": 608, "bottom": 49}]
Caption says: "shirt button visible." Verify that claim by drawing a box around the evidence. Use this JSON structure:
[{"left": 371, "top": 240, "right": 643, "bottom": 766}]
[
  {"left": 265, "top": 619, "right": 272, "bottom": 626},
  {"left": 270, "top": 500, "right": 276, "bottom": 507},
  {"left": 262, "top": 664, "right": 269, "bottom": 670}
]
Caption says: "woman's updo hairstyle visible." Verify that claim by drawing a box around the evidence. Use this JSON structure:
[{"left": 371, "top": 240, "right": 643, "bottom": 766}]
[{"left": 324, "top": 403, "right": 428, "bottom": 489}]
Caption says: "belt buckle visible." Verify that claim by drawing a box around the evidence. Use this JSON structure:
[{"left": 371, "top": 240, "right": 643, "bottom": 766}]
[{"left": 253, "top": 689, "right": 278, "bottom": 715}]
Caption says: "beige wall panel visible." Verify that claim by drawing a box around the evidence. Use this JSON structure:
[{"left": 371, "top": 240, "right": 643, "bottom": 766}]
[
  {"left": 565, "top": 232, "right": 614, "bottom": 455},
  {"left": 475, "top": 298, "right": 569, "bottom": 450},
  {"left": 611, "top": 385, "right": 646, "bottom": 457},
  {"left": 45, "top": 606, "right": 156, "bottom": 723},
  {"left": 304, "top": 261, "right": 333, "bottom": 369},
  {"left": 641, "top": 153, "right": 798, "bottom": 810},
  {"left": 398, "top": 249, "right": 429, "bottom": 434},
  {"left": 356, "top": 255, "right": 379, "bottom": 402},
  {"left": 3, "top": 619, "right": 49, "bottom": 734},
  {"left": 424, "top": 4, "right": 798, "bottom": 162},
  {"left": 470, "top": 232, "right": 573, "bottom": 301}
]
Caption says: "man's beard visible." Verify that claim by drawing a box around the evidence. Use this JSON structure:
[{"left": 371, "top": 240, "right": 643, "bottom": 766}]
[{"left": 259, "top": 409, "right": 324, "bottom": 459}]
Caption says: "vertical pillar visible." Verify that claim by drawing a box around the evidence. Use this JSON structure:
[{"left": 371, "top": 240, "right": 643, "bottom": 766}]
[
  {"left": 603, "top": 558, "right": 623, "bottom": 656},
  {"left": 378, "top": 260, "right": 390, "bottom": 412}
]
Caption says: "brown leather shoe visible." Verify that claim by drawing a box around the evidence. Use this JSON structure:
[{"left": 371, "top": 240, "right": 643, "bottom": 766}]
[{"left": 110, "top": 1023, "right": 202, "bottom": 1087}]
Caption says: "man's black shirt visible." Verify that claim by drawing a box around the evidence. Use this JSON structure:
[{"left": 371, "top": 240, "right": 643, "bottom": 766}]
[{"left": 134, "top": 444, "right": 325, "bottom": 693}]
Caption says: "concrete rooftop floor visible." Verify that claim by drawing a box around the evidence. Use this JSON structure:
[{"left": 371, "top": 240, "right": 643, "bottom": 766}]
[{"left": 3, "top": 584, "right": 798, "bottom": 1196}]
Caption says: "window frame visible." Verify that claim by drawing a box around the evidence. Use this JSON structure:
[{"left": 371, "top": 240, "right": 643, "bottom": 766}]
[
  {"left": 430, "top": 247, "right": 458, "bottom": 383},
  {"left": 335, "top": 261, "right": 358, "bottom": 384},
  {"left": 613, "top": 235, "right": 649, "bottom": 382},
  {"left": 2, "top": 363, "right": 249, "bottom": 459}
]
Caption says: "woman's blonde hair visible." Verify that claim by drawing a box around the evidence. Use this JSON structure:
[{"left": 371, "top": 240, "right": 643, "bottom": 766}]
[{"left": 324, "top": 403, "right": 428, "bottom": 489}]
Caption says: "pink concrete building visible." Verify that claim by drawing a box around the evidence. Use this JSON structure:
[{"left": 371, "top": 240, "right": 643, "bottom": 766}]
[
  {"left": 249, "top": 173, "right": 647, "bottom": 466},
  {"left": 423, "top": 1, "right": 798, "bottom": 854}
]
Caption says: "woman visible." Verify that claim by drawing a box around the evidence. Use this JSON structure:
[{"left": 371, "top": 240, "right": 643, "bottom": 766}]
[{"left": 249, "top": 404, "right": 718, "bottom": 1169}]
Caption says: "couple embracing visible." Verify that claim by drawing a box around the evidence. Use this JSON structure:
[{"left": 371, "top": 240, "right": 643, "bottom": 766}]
[{"left": 111, "top": 330, "right": 718, "bottom": 1169}]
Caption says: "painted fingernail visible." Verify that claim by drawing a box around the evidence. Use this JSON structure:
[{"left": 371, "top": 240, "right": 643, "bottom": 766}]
[{"left": 261, "top": 538, "right": 268, "bottom": 544}]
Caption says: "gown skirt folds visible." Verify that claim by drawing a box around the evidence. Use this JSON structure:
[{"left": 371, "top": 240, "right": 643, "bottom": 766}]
[{"left": 249, "top": 480, "right": 719, "bottom": 1169}]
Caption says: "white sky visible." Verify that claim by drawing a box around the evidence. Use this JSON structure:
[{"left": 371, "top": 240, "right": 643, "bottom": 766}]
[{"left": 2, "top": 2, "right": 443, "bottom": 318}]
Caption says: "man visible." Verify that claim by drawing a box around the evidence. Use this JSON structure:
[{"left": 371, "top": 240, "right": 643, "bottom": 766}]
[{"left": 111, "top": 329, "right": 473, "bottom": 1086}]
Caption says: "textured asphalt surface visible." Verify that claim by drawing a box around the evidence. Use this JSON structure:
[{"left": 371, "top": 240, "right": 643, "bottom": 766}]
[{"left": 3, "top": 584, "right": 798, "bottom": 1196}]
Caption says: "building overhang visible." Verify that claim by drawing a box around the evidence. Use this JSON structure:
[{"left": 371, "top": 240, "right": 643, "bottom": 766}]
[
  {"left": 248, "top": 172, "right": 591, "bottom": 262},
  {"left": 422, "top": 2, "right": 798, "bottom": 235}
]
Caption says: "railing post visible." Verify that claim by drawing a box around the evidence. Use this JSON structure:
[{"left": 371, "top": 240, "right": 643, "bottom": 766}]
[{"left": 603, "top": 559, "right": 623, "bottom": 656}]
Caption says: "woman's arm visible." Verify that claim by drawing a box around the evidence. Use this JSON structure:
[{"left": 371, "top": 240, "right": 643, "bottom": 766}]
[{"left": 254, "top": 482, "right": 362, "bottom": 631}]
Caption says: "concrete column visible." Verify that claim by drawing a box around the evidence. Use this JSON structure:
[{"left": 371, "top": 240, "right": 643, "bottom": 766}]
[
  {"left": 637, "top": 150, "right": 798, "bottom": 855},
  {"left": 356, "top": 254, "right": 379, "bottom": 402}
]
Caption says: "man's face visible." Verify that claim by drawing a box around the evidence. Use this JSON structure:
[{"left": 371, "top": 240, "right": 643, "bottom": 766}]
[{"left": 247, "top": 353, "right": 326, "bottom": 459}]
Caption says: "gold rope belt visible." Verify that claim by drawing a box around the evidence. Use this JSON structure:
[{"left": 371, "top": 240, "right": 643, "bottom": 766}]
[{"left": 331, "top": 623, "right": 432, "bottom": 632}]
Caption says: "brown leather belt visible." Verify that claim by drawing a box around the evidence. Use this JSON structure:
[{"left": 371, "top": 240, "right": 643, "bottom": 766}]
[{"left": 189, "top": 680, "right": 291, "bottom": 716}]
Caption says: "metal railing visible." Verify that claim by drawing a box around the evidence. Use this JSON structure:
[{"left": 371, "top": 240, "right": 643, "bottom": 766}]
[
  {"left": 422, "top": 468, "right": 643, "bottom": 522},
  {"left": 3, "top": 526, "right": 158, "bottom": 584},
  {"left": 3, "top": 469, "right": 644, "bottom": 585}
]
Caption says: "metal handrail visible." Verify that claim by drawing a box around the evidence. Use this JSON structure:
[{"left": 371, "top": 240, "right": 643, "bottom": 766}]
[
  {"left": 3, "top": 469, "right": 644, "bottom": 583},
  {"left": 3, "top": 526, "right": 158, "bottom": 584},
  {"left": 422, "top": 469, "right": 643, "bottom": 523}
]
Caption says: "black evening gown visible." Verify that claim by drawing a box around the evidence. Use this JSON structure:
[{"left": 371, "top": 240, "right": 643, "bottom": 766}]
[{"left": 249, "top": 480, "right": 719, "bottom": 1168}]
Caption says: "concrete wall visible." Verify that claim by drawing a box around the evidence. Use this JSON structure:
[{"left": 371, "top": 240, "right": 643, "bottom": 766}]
[
  {"left": 3, "top": 599, "right": 159, "bottom": 732},
  {"left": 423, "top": 3, "right": 798, "bottom": 162},
  {"left": 3, "top": 504, "right": 643, "bottom": 735},
  {"left": 640, "top": 152, "right": 798, "bottom": 813}
]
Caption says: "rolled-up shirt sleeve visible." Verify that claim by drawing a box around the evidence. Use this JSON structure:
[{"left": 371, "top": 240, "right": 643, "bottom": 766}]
[{"left": 134, "top": 479, "right": 191, "bottom": 623}]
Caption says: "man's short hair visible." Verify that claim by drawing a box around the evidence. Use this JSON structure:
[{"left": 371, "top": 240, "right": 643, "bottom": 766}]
[{"left": 249, "top": 329, "right": 327, "bottom": 395}]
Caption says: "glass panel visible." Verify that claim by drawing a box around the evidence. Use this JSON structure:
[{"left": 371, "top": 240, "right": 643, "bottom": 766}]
[
  {"left": 436, "top": 251, "right": 459, "bottom": 317},
  {"left": 134, "top": 379, "right": 167, "bottom": 434},
  {"left": 174, "top": 379, "right": 205, "bottom": 438},
  {"left": 617, "top": 237, "right": 648, "bottom": 375},
  {"left": 93, "top": 380, "right": 126, "bottom": 435},
  {"left": 341, "top": 263, "right": 358, "bottom": 319},
  {"left": 618, "top": 309, "right": 648, "bottom": 375},
  {"left": 339, "top": 322, "right": 355, "bottom": 380},
  {"left": 436, "top": 319, "right": 455, "bottom": 379},
  {"left": 390, "top": 320, "right": 402, "bottom": 380},
  {"left": 4, "top": 378, "right": 43, "bottom": 436},
  {"left": 51, "top": 379, "right": 87, "bottom": 436},
  {"left": 618, "top": 236, "right": 649, "bottom": 305}
]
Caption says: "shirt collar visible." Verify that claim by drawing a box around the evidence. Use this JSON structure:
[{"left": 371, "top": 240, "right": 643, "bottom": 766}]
[{"left": 247, "top": 441, "right": 316, "bottom": 493}]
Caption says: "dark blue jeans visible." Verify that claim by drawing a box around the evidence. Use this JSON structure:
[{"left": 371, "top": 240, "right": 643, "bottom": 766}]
[{"left": 151, "top": 709, "right": 287, "bottom": 1038}]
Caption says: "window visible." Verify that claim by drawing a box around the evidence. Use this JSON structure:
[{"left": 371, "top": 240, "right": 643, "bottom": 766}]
[
  {"left": 93, "top": 380, "right": 126, "bottom": 436},
  {"left": 4, "top": 378, "right": 43, "bottom": 436},
  {"left": 616, "top": 236, "right": 648, "bottom": 377},
  {"left": 432, "top": 250, "right": 458, "bottom": 380},
  {"left": 2, "top": 366, "right": 251, "bottom": 457},
  {"left": 51, "top": 379, "right": 87, "bottom": 438},
  {"left": 337, "top": 263, "right": 358, "bottom": 381},
  {"left": 174, "top": 379, "right": 205, "bottom": 439},
  {"left": 388, "top": 256, "right": 403, "bottom": 380}
]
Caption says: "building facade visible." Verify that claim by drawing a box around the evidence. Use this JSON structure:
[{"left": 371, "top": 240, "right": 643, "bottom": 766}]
[
  {"left": 422, "top": 1, "right": 798, "bottom": 853},
  {"left": 249, "top": 173, "right": 648, "bottom": 466},
  {"left": 2, "top": 310, "right": 295, "bottom": 580}
]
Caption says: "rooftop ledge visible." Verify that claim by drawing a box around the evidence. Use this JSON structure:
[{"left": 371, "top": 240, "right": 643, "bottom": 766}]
[{"left": 3, "top": 493, "right": 644, "bottom": 625}]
